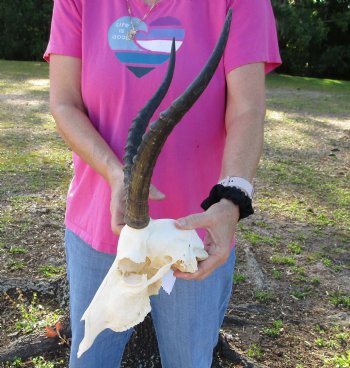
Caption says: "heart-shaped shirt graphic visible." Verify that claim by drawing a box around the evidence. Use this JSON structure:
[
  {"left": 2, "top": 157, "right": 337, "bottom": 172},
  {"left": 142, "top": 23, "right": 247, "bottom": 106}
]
[{"left": 108, "top": 16, "right": 185, "bottom": 78}]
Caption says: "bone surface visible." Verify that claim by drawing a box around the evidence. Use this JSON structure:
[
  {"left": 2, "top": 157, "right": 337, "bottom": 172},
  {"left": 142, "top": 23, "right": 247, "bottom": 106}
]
[{"left": 77, "top": 219, "right": 208, "bottom": 357}]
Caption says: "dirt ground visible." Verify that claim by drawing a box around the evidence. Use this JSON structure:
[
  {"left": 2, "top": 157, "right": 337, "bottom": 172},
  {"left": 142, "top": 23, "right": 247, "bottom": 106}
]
[{"left": 0, "top": 63, "right": 349, "bottom": 367}]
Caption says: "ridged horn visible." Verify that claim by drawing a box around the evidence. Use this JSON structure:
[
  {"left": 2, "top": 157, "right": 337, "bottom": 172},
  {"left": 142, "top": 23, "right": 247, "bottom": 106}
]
[
  {"left": 124, "top": 9, "right": 232, "bottom": 229},
  {"left": 123, "top": 39, "right": 176, "bottom": 186}
]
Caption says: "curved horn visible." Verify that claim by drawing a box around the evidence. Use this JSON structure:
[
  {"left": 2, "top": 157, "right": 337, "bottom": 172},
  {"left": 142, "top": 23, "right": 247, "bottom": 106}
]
[
  {"left": 123, "top": 39, "right": 176, "bottom": 186},
  {"left": 125, "top": 9, "right": 232, "bottom": 229}
]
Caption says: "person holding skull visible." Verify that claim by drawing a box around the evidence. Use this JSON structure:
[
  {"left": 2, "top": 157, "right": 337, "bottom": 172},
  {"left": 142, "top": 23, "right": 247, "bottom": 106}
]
[{"left": 45, "top": 0, "right": 281, "bottom": 366}]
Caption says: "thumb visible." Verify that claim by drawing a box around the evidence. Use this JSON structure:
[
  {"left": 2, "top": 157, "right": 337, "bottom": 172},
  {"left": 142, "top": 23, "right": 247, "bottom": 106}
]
[
  {"left": 175, "top": 212, "right": 210, "bottom": 230},
  {"left": 149, "top": 184, "right": 166, "bottom": 200}
]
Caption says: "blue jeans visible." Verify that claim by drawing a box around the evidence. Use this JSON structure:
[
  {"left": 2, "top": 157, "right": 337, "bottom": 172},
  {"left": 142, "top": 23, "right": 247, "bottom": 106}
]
[{"left": 65, "top": 229, "right": 236, "bottom": 368}]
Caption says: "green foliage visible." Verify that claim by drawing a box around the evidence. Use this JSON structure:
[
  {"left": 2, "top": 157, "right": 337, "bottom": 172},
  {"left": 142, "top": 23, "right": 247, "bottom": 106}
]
[
  {"left": 31, "top": 356, "right": 56, "bottom": 368},
  {"left": 324, "top": 351, "right": 350, "bottom": 367},
  {"left": 0, "top": 0, "right": 52, "bottom": 60},
  {"left": 315, "top": 337, "right": 340, "bottom": 349},
  {"left": 233, "top": 272, "right": 247, "bottom": 285},
  {"left": 271, "top": 254, "right": 296, "bottom": 266},
  {"left": 6, "top": 291, "right": 63, "bottom": 335},
  {"left": 5, "top": 357, "right": 64, "bottom": 368},
  {"left": 272, "top": 268, "right": 282, "bottom": 280},
  {"left": 15, "top": 292, "right": 43, "bottom": 333},
  {"left": 5, "top": 358, "right": 23, "bottom": 367},
  {"left": 291, "top": 285, "right": 312, "bottom": 300},
  {"left": 310, "top": 277, "right": 321, "bottom": 286},
  {"left": 330, "top": 292, "right": 350, "bottom": 309},
  {"left": 7, "top": 260, "right": 26, "bottom": 271},
  {"left": 8, "top": 247, "right": 27, "bottom": 255},
  {"left": 322, "top": 257, "right": 342, "bottom": 272},
  {"left": 271, "top": 0, "right": 350, "bottom": 79},
  {"left": 247, "top": 344, "right": 264, "bottom": 359},
  {"left": 0, "top": 0, "right": 349, "bottom": 78},
  {"left": 38, "top": 265, "right": 65, "bottom": 278},
  {"left": 255, "top": 290, "right": 274, "bottom": 303},
  {"left": 262, "top": 319, "right": 284, "bottom": 338},
  {"left": 242, "top": 230, "right": 280, "bottom": 246},
  {"left": 287, "top": 241, "right": 303, "bottom": 255}
]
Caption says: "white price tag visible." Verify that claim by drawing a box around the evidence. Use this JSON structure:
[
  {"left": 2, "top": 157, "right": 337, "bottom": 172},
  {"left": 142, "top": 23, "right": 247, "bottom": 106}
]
[{"left": 161, "top": 269, "right": 176, "bottom": 295}]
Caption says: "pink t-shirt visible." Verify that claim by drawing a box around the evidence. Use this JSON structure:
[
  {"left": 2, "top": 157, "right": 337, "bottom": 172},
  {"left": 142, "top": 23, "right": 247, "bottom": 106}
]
[{"left": 45, "top": 0, "right": 281, "bottom": 254}]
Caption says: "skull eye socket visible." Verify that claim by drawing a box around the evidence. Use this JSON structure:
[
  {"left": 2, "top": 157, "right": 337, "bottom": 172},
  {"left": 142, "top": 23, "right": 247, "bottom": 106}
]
[
  {"left": 118, "top": 257, "right": 151, "bottom": 275},
  {"left": 118, "top": 255, "right": 173, "bottom": 280}
]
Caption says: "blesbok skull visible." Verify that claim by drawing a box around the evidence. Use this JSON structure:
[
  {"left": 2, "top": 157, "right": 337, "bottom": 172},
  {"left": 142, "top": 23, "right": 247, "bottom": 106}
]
[{"left": 77, "top": 9, "right": 232, "bottom": 358}]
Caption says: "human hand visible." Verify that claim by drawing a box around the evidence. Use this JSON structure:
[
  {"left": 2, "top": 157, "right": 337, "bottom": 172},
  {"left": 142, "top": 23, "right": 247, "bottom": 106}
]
[
  {"left": 174, "top": 199, "right": 239, "bottom": 281},
  {"left": 110, "top": 181, "right": 165, "bottom": 235}
]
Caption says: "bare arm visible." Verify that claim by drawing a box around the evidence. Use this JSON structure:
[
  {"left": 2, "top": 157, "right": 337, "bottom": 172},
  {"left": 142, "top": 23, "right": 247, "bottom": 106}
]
[
  {"left": 221, "top": 63, "right": 266, "bottom": 181},
  {"left": 49, "top": 55, "right": 124, "bottom": 185},
  {"left": 175, "top": 63, "right": 266, "bottom": 280},
  {"left": 50, "top": 55, "right": 165, "bottom": 234}
]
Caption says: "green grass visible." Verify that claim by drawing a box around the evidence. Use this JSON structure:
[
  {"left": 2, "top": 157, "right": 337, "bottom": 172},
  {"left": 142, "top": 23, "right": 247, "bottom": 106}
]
[
  {"left": 233, "top": 272, "right": 247, "bottom": 285},
  {"left": 5, "top": 356, "right": 64, "bottom": 368},
  {"left": 257, "top": 73, "right": 350, "bottom": 239},
  {"left": 322, "top": 257, "right": 342, "bottom": 272},
  {"left": 271, "top": 254, "right": 296, "bottom": 266},
  {"left": 8, "top": 247, "right": 27, "bottom": 254},
  {"left": 0, "top": 60, "right": 70, "bottom": 278},
  {"left": 4, "top": 291, "right": 63, "bottom": 335},
  {"left": 5, "top": 358, "right": 23, "bottom": 368},
  {"left": 266, "top": 73, "right": 350, "bottom": 94},
  {"left": 310, "top": 277, "right": 321, "bottom": 286},
  {"left": 287, "top": 241, "right": 303, "bottom": 255},
  {"left": 255, "top": 290, "right": 274, "bottom": 303},
  {"left": 241, "top": 230, "right": 280, "bottom": 246},
  {"left": 315, "top": 338, "right": 340, "bottom": 349},
  {"left": 7, "top": 261, "right": 26, "bottom": 271},
  {"left": 262, "top": 319, "right": 284, "bottom": 338},
  {"left": 252, "top": 220, "right": 272, "bottom": 229},
  {"left": 0, "top": 60, "right": 71, "bottom": 197},
  {"left": 39, "top": 265, "right": 65, "bottom": 278},
  {"left": 246, "top": 344, "right": 264, "bottom": 360},
  {"left": 291, "top": 285, "right": 313, "bottom": 300},
  {"left": 330, "top": 292, "right": 350, "bottom": 309},
  {"left": 323, "top": 351, "right": 350, "bottom": 367},
  {"left": 291, "top": 266, "right": 306, "bottom": 277},
  {"left": 312, "top": 326, "right": 350, "bottom": 367},
  {"left": 271, "top": 268, "right": 282, "bottom": 280},
  {"left": 266, "top": 74, "right": 350, "bottom": 116}
]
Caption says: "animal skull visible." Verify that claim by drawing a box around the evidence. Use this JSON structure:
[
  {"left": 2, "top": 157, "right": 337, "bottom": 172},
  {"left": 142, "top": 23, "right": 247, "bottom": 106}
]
[{"left": 77, "top": 219, "right": 208, "bottom": 357}]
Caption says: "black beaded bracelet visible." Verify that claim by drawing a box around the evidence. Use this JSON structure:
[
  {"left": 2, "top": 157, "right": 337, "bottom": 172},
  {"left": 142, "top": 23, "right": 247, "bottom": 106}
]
[{"left": 201, "top": 184, "right": 254, "bottom": 220}]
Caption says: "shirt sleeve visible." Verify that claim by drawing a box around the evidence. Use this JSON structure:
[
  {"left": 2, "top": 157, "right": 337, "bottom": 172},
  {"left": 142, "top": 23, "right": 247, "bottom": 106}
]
[
  {"left": 43, "top": 0, "right": 82, "bottom": 61},
  {"left": 224, "top": 0, "right": 281, "bottom": 74}
]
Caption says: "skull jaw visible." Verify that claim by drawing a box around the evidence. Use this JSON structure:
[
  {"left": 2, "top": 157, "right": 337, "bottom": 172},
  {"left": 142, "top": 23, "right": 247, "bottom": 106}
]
[{"left": 77, "top": 219, "right": 208, "bottom": 358}]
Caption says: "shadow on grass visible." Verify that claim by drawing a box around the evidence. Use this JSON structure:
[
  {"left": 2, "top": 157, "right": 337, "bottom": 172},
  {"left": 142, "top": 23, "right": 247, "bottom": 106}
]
[
  {"left": 0, "top": 60, "right": 49, "bottom": 80},
  {"left": 267, "top": 73, "right": 350, "bottom": 94},
  {"left": 0, "top": 162, "right": 71, "bottom": 197},
  {"left": 265, "top": 115, "right": 349, "bottom": 150}
]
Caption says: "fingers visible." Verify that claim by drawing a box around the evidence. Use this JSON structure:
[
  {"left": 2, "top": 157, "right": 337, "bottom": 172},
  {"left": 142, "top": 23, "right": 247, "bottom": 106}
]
[
  {"left": 174, "top": 253, "right": 224, "bottom": 281},
  {"left": 112, "top": 223, "right": 124, "bottom": 235},
  {"left": 175, "top": 212, "right": 211, "bottom": 231},
  {"left": 110, "top": 191, "right": 125, "bottom": 235},
  {"left": 111, "top": 210, "right": 125, "bottom": 235},
  {"left": 111, "top": 182, "right": 164, "bottom": 234},
  {"left": 149, "top": 184, "right": 166, "bottom": 200}
]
